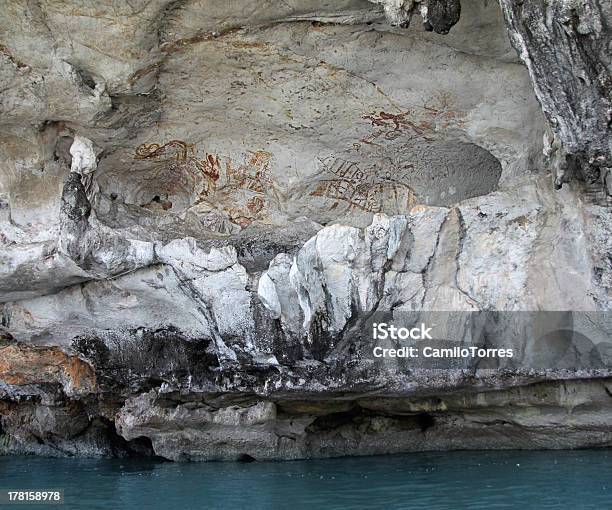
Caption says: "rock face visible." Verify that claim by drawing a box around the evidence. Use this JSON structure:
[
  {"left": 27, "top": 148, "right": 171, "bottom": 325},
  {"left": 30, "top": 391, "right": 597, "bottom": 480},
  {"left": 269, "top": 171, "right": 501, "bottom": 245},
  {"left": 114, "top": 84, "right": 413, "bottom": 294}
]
[
  {"left": 499, "top": 0, "right": 612, "bottom": 192},
  {"left": 1, "top": 0, "right": 611, "bottom": 460},
  {"left": 368, "top": 0, "right": 462, "bottom": 34}
]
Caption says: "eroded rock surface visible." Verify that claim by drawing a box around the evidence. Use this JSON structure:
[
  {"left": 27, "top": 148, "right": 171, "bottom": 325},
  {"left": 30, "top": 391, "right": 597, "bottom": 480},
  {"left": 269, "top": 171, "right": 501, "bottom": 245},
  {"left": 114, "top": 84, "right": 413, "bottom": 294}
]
[
  {"left": 499, "top": 0, "right": 612, "bottom": 193},
  {"left": 1, "top": 0, "right": 611, "bottom": 460}
]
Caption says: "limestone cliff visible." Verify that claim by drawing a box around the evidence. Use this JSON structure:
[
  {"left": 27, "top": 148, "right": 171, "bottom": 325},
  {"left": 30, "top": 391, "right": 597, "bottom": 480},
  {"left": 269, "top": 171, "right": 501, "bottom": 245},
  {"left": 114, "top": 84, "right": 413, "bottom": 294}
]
[{"left": 0, "top": 0, "right": 611, "bottom": 460}]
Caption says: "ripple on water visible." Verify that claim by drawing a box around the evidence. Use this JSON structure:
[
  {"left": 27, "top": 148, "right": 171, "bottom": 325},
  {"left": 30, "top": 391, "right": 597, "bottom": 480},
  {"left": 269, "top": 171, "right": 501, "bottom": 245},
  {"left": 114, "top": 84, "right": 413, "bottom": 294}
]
[{"left": 0, "top": 450, "right": 610, "bottom": 510}]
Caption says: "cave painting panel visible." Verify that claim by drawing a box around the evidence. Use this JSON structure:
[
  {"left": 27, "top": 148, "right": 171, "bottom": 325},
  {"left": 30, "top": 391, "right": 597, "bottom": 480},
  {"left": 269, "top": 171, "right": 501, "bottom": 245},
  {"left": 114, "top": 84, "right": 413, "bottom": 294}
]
[
  {"left": 356, "top": 91, "right": 466, "bottom": 149},
  {"left": 310, "top": 156, "right": 417, "bottom": 214},
  {"left": 135, "top": 141, "right": 272, "bottom": 229},
  {"left": 131, "top": 91, "right": 469, "bottom": 230}
]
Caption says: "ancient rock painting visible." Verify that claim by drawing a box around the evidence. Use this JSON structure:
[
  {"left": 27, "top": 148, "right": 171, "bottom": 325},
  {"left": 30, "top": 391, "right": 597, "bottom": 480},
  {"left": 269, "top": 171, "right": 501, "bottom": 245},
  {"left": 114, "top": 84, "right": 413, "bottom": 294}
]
[
  {"left": 134, "top": 141, "right": 272, "bottom": 229},
  {"left": 310, "top": 156, "right": 417, "bottom": 214},
  {"left": 357, "top": 91, "right": 466, "bottom": 148},
  {"left": 132, "top": 93, "right": 463, "bottom": 225},
  {"left": 311, "top": 91, "right": 466, "bottom": 214},
  {"left": 212, "top": 149, "right": 272, "bottom": 227},
  {"left": 135, "top": 140, "right": 220, "bottom": 196}
]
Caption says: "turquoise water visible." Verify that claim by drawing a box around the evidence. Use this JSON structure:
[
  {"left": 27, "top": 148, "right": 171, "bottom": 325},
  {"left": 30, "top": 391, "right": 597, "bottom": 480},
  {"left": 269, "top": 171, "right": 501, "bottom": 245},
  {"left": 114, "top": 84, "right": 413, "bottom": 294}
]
[{"left": 1, "top": 450, "right": 611, "bottom": 509}]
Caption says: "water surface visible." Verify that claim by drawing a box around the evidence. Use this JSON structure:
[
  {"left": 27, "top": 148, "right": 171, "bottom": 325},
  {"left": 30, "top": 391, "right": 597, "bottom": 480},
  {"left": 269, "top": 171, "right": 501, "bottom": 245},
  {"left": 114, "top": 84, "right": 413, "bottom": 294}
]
[{"left": 1, "top": 450, "right": 610, "bottom": 509}]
